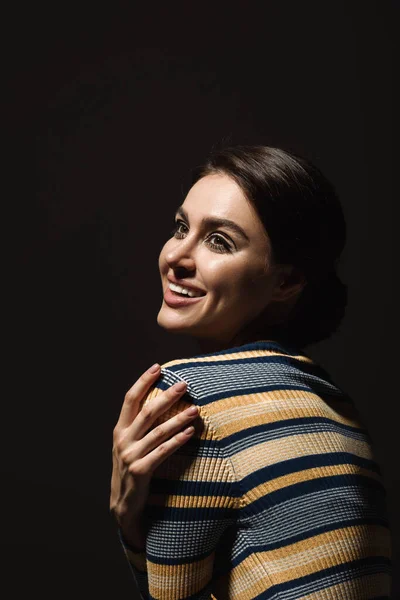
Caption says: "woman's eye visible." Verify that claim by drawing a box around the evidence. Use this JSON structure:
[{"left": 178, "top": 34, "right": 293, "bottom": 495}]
[
  {"left": 206, "top": 233, "right": 232, "bottom": 253},
  {"left": 171, "top": 220, "right": 188, "bottom": 238},
  {"left": 171, "top": 222, "right": 233, "bottom": 253}
]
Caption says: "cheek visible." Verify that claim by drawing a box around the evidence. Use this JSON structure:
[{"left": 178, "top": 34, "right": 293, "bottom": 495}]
[
  {"left": 236, "top": 267, "right": 274, "bottom": 308},
  {"left": 205, "top": 256, "right": 268, "bottom": 299},
  {"left": 202, "top": 257, "right": 237, "bottom": 294}
]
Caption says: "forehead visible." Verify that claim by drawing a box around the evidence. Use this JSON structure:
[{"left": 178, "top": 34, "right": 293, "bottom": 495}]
[{"left": 182, "top": 173, "right": 265, "bottom": 232}]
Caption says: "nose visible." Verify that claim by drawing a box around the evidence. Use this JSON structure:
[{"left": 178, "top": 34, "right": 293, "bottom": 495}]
[{"left": 165, "top": 237, "right": 196, "bottom": 275}]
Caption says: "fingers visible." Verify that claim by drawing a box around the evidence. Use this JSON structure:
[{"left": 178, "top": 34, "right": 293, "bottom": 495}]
[
  {"left": 124, "top": 403, "right": 199, "bottom": 464},
  {"left": 116, "top": 363, "right": 161, "bottom": 429},
  {"left": 129, "top": 380, "right": 190, "bottom": 441},
  {"left": 128, "top": 422, "right": 197, "bottom": 477}
]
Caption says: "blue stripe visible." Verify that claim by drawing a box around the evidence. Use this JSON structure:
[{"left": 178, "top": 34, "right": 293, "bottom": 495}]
[
  {"left": 192, "top": 384, "right": 336, "bottom": 406},
  {"left": 155, "top": 376, "right": 337, "bottom": 405},
  {"left": 233, "top": 415, "right": 368, "bottom": 441},
  {"left": 145, "top": 504, "right": 236, "bottom": 520},
  {"left": 165, "top": 353, "right": 315, "bottom": 371},
  {"left": 150, "top": 478, "right": 240, "bottom": 498},
  {"left": 158, "top": 356, "right": 354, "bottom": 406},
  {"left": 240, "top": 452, "right": 382, "bottom": 489},
  {"left": 164, "top": 354, "right": 343, "bottom": 389},
  {"left": 243, "top": 473, "right": 386, "bottom": 510},
  {"left": 174, "top": 435, "right": 220, "bottom": 456},
  {"left": 231, "top": 518, "right": 390, "bottom": 559},
  {"left": 223, "top": 416, "right": 368, "bottom": 439},
  {"left": 218, "top": 417, "right": 369, "bottom": 453},
  {"left": 147, "top": 547, "right": 213, "bottom": 566}
]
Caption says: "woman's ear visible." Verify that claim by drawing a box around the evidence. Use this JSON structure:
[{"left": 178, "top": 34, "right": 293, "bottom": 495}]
[{"left": 272, "top": 265, "right": 307, "bottom": 303}]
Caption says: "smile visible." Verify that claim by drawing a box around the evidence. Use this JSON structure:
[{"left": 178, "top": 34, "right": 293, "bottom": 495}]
[
  {"left": 164, "top": 283, "right": 206, "bottom": 308},
  {"left": 168, "top": 282, "right": 204, "bottom": 298}
]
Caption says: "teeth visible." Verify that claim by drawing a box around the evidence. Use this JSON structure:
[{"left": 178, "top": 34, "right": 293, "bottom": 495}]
[{"left": 169, "top": 282, "right": 202, "bottom": 298}]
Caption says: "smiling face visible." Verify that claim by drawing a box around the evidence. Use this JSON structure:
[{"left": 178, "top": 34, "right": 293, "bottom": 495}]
[{"left": 157, "top": 173, "right": 291, "bottom": 348}]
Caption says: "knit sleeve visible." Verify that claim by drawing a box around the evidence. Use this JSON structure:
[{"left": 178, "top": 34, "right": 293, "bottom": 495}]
[{"left": 119, "top": 368, "right": 237, "bottom": 600}]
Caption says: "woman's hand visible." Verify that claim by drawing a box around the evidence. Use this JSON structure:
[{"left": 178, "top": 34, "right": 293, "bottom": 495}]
[{"left": 110, "top": 363, "right": 198, "bottom": 548}]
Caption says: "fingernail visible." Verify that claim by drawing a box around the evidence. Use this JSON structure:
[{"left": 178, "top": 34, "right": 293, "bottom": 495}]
[
  {"left": 183, "top": 426, "right": 195, "bottom": 435},
  {"left": 149, "top": 363, "right": 160, "bottom": 373},
  {"left": 174, "top": 381, "right": 187, "bottom": 392},
  {"left": 186, "top": 405, "right": 198, "bottom": 415}
]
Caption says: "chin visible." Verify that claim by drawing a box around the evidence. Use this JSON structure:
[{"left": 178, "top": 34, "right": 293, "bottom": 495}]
[
  {"left": 157, "top": 312, "right": 209, "bottom": 342},
  {"left": 157, "top": 309, "right": 191, "bottom": 335},
  {"left": 157, "top": 314, "right": 238, "bottom": 352}
]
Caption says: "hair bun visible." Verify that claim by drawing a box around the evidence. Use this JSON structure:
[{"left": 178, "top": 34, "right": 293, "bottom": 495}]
[
  {"left": 287, "top": 270, "right": 348, "bottom": 346},
  {"left": 192, "top": 144, "right": 348, "bottom": 348}
]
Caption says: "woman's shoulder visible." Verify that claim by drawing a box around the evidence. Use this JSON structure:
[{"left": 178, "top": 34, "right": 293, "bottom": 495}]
[
  {"left": 160, "top": 339, "right": 315, "bottom": 373},
  {"left": 157, "top": 340, "right": 340, "bottom": 405}
]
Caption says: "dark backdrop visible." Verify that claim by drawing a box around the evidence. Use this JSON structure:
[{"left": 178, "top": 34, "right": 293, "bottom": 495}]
[{"left": 5, "top": 1, "right": 398, "bottom": 598}]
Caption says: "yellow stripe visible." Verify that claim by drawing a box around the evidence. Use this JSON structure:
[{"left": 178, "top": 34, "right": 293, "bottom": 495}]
[
  {"left": 257, "top": 524, "right": 390, "bottom": 579},
  {"left": 153, "top": 453, "right": 232, "bottom": 482},
  {"left": 243, "top": 462, "right": 382, "bottom": 504},
  {"left": 229, "top": 431, "right": 373, "bottom": 479},
  {"left": 301, "top": 572, "right": 391, "bottom": 599},
  {"left": 203, "top": 390, "right": 360, "bottom": 436},
  {"left": 153, "top": 449, "right": 225, "bottom": 476},
  {"left": 214, "top": 559, "right": 273, "bottom": 598},
  {"left": 148, "top": 553, "right": 214, "bottom": 598},
  {"left": 149, "top": 492, "right": 232, "bottom": 509}
]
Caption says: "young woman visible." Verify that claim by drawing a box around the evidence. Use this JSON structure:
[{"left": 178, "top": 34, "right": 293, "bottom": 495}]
[{"left": 110, "top": 146, "right": 392, "bottom": 599}]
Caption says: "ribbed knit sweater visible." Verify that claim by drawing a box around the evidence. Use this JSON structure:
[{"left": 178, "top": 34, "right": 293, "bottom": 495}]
[{"left": 121, "top": 341, "right": 391, "bottom": 599}]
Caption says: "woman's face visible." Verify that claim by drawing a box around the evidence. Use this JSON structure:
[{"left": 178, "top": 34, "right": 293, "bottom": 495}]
[{"left": 157, "top": 173, "right": 285, "bottom": 347}]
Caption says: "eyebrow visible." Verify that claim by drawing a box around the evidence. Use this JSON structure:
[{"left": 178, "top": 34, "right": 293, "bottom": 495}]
[{"left": 175, "top": 206, "right": 250, "bottom": 242}]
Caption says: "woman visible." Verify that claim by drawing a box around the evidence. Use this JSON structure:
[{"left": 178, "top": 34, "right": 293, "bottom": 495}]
[{"left": 110, "top": 145, "right": 392, "bottom": 599}]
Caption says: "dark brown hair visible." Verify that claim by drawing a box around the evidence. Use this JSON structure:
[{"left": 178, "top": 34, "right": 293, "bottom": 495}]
[{"left": 190, "top": 145, "right": 348, "bottom": 348}]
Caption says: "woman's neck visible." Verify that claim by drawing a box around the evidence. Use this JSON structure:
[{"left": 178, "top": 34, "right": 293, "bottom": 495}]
[
  {"left": 193, "top": 316, "right": 295, "bottom": 354},
  {"left": 195, "top": 330, "right": 278, "bottom": 355}
]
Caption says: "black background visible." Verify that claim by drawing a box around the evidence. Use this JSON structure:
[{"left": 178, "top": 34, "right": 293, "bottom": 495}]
[{"left": 5, "top": 1, "right": 398, "bottom": 598}]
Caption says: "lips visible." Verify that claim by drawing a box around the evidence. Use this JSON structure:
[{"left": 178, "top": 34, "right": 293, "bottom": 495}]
[
  {"left": 164, "top": 283, "right": 206, "bottom": 308},
  {"left": 167, "top": 277, "right": 206, "bottom": 296}
]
